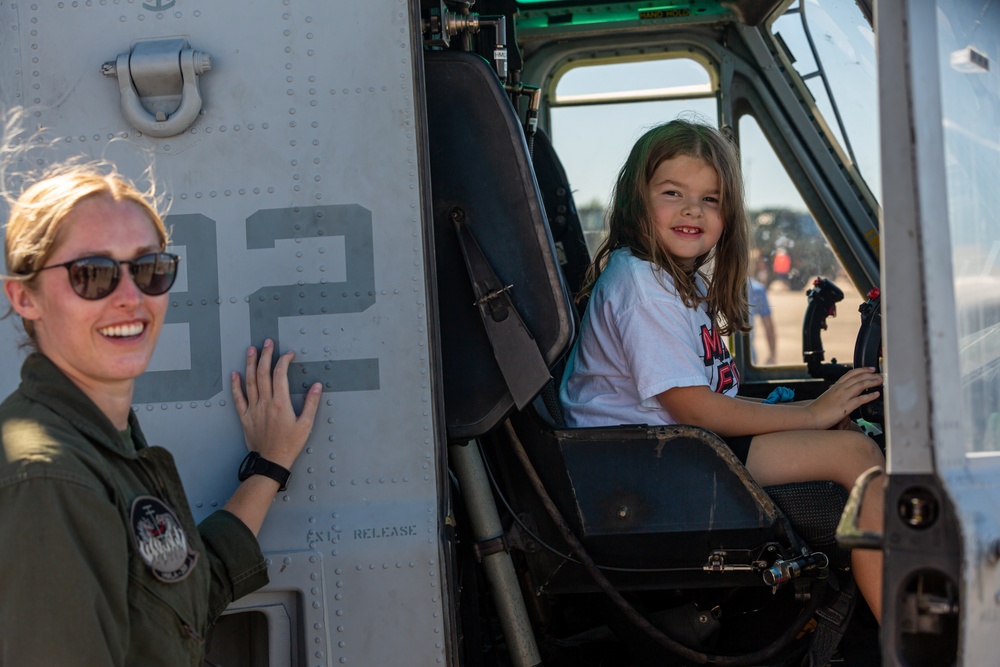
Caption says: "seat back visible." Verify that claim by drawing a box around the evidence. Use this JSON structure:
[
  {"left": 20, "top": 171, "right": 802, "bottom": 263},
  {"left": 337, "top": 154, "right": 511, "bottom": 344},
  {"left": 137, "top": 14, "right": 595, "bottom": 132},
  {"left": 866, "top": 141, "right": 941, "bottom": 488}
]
[{"left": 425, "top": 50, "right": 574, "bottom": 441}]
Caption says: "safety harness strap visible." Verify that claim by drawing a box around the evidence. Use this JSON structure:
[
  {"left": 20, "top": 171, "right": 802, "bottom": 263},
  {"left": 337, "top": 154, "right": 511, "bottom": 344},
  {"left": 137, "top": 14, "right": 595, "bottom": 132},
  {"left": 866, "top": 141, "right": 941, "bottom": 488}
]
[
  {"left": 453, "top": 214, "right": 551, "bottom": 410},
  {"left": 806, "top": 576, "right": 857, "bottom": 666}
]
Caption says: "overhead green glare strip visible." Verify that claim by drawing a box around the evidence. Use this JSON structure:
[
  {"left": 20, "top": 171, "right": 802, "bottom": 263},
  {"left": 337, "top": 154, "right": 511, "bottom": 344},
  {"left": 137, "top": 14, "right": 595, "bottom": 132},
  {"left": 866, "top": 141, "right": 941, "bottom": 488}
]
[{"left": 516, "top": 2, "right": 729, "bottom": 29}]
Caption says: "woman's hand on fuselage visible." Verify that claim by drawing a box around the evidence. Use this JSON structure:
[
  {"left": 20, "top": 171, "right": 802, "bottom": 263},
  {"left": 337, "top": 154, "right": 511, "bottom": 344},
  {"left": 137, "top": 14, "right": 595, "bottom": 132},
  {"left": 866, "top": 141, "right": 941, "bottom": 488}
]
[
  {"left": 231, "top": 338, "right": 322, "bottom": 471},
  {"left": 225, "top": 339, "right": 322, "bottom": 535},
  {"left": 657, "top": 367, "right": 881, "bottom": 436}
]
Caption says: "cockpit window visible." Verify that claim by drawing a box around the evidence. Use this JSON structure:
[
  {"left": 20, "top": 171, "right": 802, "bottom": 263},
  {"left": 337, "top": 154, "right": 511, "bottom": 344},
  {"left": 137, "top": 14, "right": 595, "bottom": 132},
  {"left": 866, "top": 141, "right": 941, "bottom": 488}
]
[
  {"left": 553, "top": 58, "right": 714, "bottom": 103},
  {"left": 934, "top": 0, "right": 1000, "bottom": 453},
  {"left": 769, "top": 0, "right": 881, "bottom": 202},
  {"left": 548, "top": 57, "right": 717, "bottom": 255},
  {"left": 740, "top": 114, "right": 856, "bottom": 368}
]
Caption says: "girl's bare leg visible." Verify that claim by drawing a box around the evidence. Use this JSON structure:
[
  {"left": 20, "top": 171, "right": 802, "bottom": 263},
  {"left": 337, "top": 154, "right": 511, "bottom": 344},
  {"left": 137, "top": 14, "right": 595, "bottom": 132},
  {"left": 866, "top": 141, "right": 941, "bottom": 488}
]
[{"left": 744, "top": 429, "right": 885, "bottom": 622}]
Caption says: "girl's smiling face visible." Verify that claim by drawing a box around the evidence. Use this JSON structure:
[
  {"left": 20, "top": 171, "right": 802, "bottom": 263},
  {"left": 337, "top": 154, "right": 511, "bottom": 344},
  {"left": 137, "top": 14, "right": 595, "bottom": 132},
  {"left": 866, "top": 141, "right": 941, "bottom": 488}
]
[
  {"left": 646, "top": 154, "right": 724, "bottom": 267},
  {"left": 8, "top": 195, "right": 168, "bottom": 397}
]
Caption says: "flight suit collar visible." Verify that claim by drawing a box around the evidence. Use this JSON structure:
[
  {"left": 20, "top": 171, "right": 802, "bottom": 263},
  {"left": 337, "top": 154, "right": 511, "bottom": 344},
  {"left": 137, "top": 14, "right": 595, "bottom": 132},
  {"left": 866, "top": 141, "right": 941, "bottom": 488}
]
[{"left": 17, "top": 352, "right": 148, "bottom": 458}]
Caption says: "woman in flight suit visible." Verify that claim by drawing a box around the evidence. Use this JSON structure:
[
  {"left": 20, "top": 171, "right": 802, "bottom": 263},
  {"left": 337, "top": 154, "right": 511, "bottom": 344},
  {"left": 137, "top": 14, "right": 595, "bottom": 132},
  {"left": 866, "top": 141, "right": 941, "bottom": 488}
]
[{"left": 0, "top": 162, "right": 323, "bottom": 665}]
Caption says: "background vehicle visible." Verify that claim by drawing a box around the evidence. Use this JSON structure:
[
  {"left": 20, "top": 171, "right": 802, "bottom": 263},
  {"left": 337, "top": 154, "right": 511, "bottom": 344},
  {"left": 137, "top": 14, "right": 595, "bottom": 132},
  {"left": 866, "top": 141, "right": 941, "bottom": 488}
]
[{"left": 0, "top": 0, "right": 996, "bottom": 665}]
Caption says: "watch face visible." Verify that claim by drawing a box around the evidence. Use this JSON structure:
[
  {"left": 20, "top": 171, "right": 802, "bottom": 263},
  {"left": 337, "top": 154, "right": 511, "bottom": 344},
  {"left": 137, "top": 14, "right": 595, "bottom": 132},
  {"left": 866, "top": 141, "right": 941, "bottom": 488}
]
[{"left": 239, "top": 452, "right": 258, "bottom": 480}]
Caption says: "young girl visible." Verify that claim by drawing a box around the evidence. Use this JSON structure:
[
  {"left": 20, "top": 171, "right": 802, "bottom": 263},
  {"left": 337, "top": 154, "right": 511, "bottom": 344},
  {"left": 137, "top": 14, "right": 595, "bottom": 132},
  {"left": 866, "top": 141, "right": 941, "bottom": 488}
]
[{"left": 559, "top": 119, "right": 885, "bottom": 621}]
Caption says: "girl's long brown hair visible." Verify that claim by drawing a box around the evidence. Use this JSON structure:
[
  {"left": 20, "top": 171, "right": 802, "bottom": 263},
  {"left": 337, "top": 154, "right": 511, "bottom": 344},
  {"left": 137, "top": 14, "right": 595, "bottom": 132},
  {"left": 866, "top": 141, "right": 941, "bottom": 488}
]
[{"left": 578, "top": 119, "right": 750, "bottom": 335}]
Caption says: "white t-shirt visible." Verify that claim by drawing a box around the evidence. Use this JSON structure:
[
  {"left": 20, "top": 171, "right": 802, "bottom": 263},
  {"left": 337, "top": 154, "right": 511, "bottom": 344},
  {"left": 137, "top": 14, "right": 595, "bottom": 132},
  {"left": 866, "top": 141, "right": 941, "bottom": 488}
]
[{"left": 560, "top": 248, "right": 739, "bottom": 427}]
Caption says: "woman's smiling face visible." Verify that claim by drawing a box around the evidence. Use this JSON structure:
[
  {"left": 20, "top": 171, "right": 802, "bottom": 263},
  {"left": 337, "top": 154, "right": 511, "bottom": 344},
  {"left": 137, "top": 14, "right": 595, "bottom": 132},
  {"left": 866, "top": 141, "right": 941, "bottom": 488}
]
[
  {"left": 646, "top": 154, "right": 724, "bottom": 267},
  {"left": 12, "top": 195, "right": 168, "bottom": 396}
]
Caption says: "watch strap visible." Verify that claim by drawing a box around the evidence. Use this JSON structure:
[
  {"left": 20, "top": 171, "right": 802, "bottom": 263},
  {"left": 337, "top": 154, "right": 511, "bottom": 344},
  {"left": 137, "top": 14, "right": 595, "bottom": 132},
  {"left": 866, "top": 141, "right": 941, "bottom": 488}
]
[{"left": 239, "top": 451, "right": 291, "bottom": 492}]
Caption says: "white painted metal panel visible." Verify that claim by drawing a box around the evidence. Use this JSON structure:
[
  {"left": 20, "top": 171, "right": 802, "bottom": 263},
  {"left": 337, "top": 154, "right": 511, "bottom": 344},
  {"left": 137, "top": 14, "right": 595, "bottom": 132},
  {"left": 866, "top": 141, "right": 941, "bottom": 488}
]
[{"left": 0, "top": 2, "right": 448, "bottom": 665}]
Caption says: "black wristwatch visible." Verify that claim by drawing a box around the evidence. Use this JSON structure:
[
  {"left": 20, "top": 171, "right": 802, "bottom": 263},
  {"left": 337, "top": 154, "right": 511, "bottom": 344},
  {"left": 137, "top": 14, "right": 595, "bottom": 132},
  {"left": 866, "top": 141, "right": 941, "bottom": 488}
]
[{"left": 238, "top": 452, "right": 291, "bottom": 492}]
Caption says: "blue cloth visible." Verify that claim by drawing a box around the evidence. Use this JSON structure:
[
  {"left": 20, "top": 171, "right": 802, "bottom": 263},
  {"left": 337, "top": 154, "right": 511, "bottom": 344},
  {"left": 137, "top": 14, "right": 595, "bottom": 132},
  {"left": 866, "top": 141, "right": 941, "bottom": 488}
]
[{"left": 763, "top": 386, "right": 795, "bottom": 404}]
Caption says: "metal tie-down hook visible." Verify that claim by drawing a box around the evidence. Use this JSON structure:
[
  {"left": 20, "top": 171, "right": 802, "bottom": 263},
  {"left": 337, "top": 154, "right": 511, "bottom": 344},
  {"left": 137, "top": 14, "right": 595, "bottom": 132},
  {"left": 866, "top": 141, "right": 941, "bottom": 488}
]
[{"left": 102, "top": 38, "right": 211, "bottom": 138}]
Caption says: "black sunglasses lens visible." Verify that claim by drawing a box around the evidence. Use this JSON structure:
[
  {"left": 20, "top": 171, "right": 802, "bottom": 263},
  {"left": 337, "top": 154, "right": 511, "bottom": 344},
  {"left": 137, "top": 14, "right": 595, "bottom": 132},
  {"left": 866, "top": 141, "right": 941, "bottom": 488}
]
[
  {"left": 131, "top": 253, "right": 179, "bottom": 296},
  {"left": 67, "top": 257, "right": 119, "bottom": 300}
]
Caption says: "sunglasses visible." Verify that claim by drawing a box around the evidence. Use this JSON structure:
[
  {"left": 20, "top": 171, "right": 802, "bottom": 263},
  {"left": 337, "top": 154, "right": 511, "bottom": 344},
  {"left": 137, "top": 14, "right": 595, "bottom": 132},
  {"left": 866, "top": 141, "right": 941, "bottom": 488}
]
[{"left": 33, "top": 252, "right": 181, "bottom": 300}]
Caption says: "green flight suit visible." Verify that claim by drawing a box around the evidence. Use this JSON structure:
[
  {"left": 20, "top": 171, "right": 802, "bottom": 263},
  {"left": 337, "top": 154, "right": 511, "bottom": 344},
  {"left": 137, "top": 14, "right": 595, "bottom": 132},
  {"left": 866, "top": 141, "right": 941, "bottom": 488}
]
[{"left": 0, "top": 353, "right": 269, "bottom": 665}]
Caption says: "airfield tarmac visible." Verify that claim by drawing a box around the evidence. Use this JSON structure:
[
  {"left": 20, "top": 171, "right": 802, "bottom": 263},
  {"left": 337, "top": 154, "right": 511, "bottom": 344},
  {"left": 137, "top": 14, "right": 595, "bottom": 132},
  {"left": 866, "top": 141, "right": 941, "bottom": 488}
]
[{"left": 751, "top": 278, "right": 865, "bottom": 368}]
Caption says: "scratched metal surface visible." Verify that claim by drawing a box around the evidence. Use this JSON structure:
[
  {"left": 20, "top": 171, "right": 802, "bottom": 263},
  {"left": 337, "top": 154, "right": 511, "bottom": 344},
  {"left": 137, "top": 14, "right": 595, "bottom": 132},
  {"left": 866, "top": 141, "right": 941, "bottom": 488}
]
[{"left": 0, "top": 2, "right": 447, "bottom": 665}]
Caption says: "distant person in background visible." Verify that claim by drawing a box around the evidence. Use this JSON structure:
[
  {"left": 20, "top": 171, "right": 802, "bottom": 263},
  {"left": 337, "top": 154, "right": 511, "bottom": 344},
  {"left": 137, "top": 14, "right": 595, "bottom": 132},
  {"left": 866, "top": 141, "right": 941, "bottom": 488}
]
[
  {"left": 748, "top": 277, "right": 777, "bottom": 365},
  {"left": 772, "top": 246, "right": 792, "bottom": 287}
]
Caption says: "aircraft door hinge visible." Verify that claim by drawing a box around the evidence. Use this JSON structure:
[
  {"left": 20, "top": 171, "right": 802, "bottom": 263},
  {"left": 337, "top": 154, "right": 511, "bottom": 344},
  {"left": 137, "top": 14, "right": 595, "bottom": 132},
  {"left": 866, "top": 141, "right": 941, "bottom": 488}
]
[{"left": 102, "top": 38, "right": 211, "bottom": 138}]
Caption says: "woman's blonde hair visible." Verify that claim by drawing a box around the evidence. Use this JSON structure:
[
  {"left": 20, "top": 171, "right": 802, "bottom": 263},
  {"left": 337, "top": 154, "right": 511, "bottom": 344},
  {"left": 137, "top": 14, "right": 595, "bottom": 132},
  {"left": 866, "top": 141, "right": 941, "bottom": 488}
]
[
  {"left": 579, "top": 119, "right": 750, "bottom": 335},
  {"left": 4, "top": 162, "right": 168, "bottom": 341}
]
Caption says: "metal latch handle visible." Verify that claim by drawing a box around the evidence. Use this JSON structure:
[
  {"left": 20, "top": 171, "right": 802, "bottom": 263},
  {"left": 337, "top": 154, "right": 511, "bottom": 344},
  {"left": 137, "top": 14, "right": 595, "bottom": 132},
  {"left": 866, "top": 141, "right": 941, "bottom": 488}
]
[{"left": 836, "top": 465, "right": 885, "bottom": 550}]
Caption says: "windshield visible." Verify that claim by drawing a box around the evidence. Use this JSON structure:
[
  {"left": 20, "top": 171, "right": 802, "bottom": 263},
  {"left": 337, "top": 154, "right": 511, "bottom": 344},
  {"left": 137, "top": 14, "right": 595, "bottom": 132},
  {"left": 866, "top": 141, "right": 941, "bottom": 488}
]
[
  {"left": 770, "top": 0, "right": 881, "bottom": 202},
  {"left": 935, "top": 0, "right": 1000, "bottom": 453}
]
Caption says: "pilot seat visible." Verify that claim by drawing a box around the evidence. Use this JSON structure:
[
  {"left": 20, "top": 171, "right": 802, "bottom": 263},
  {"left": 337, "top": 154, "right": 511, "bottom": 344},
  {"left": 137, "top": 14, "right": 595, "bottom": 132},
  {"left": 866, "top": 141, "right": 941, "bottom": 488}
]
[{"left": 425, "top": 48, "right": 856, "bottom": 666}]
